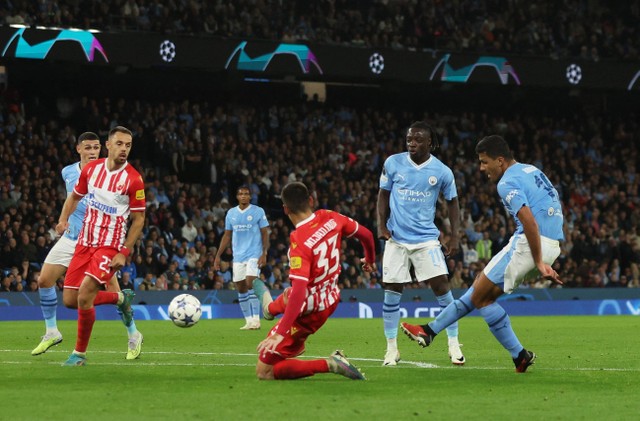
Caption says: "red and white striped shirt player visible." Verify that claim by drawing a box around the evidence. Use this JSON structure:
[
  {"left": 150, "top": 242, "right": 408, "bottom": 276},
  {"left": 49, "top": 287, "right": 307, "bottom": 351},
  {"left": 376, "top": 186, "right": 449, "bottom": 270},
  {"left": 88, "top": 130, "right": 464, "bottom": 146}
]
[
  {"left": 74, "top": 158, "right": 146, "bottom": 249},
  {"left": 58, "top": 126, "right": 147, "bottom": 366}
]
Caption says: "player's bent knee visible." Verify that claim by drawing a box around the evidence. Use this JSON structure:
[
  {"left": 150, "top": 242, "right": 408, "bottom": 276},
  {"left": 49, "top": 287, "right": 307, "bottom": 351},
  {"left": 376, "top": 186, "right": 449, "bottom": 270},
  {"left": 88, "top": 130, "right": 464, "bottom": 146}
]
[{"left": 256, "top": 364, "right": 275, "bottom": 380}]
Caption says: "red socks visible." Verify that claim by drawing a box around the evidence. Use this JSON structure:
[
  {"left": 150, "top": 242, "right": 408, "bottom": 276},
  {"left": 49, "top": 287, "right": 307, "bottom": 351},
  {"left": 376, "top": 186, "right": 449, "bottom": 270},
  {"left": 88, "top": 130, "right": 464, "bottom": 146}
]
[
  {"left": 94, "top": 291, "right": 119, "bottom": 306},
  {"left": 273, "top": 359, "right": 329, "bottom": 379},
  {"left": 75, "top": 308, "right": 96, "bottom": 353}
]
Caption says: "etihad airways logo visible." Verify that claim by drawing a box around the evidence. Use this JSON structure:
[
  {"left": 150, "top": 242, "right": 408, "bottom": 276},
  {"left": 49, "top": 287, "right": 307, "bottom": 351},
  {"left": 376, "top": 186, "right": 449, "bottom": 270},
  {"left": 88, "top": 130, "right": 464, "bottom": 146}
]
[{"left": 398, "top": 188, "right": 432, "bottom": 202}]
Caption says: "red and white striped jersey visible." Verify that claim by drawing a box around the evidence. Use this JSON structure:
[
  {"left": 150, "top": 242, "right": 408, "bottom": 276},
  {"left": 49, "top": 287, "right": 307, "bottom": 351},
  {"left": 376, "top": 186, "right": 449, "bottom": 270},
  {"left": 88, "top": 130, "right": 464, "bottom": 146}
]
[
  {"left": 73, "top": 158, "right": 145, "bottom": 248},
  {"left": 288, "top": 209, "right": 359, "bottom": 314}
]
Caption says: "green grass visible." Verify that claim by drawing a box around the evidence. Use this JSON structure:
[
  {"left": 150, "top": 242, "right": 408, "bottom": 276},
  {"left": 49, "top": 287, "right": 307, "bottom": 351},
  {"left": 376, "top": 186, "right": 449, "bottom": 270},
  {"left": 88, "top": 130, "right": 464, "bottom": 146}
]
[{"left": 2, "top": 316, "right": 639, "bottom": 420}]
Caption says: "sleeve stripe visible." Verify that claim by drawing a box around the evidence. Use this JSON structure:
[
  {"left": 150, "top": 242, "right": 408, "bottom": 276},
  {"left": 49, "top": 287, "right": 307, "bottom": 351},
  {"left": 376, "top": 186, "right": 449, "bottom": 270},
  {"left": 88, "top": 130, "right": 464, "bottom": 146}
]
[
  {"left": 345, "top": 221, "right": 359, "bottom": 238},
  {"left": 72, "top": 188, "right": 86, "bottom": 197},
  {"left": 130, "top": 207, "right": 146, "bottom": 211}
]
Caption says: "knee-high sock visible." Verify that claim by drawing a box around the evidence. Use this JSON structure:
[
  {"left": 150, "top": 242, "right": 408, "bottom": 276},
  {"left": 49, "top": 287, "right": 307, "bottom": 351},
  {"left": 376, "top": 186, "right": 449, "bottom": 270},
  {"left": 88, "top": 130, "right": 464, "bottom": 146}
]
[
  {"left": 383, "top": 290, "right": 402, "bottom": 340},
  {"left": 94, "top": 291, "right": 119, "bottom": 306},
  {"left": 238, "top": 291, "right": 251, "bottom": 320},
  {"left": 39, "top": 286, "right": 58, "bottom": 331},
  {"left": 435, "top": 291, "right": 459, "bottom": 339},
  {"left": 75, "top": 308, "right": 95, "bottom": 353},
  {"left": 429, "top": 287, "right": 475, "bottom": 334},
  {"left": 479, "top": 302, "right": 523, "bottom": 358},
  {"left": 273, "top": 359, "right": 329, "bottom": 379},
  {"left": 248, "top": 288, "right": 260, "bottom": 319}
]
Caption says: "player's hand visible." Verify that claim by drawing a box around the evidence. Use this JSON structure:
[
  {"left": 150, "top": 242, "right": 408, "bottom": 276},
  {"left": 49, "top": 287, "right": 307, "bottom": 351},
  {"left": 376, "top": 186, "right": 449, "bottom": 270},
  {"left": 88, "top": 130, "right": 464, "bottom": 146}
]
[
  {"left": 55, "top": 221, "right": 69, "bottom": 236},
  {"left": 538, "top": 263, "right": 562, "bottom": 285},
  {"left": 110, "top": 253, "right": 126, "bottom": 271},
  {"left": 258, "top": 254, "right": 267, "bottom": 268},
  {"left": 361, "top": 258, "right": 377, "bottom": 273},
  {"left": 444, "top": 236, "right": 460, "bottom": 257},
  {"left": 213, "top": 257, "right": 221, "bottom": 271},
  {"left": 377, "top": 226, "right": 391, "bottom": 240},
  {"left": 257, "top": 333, "right": 284, "bottom": 355}
]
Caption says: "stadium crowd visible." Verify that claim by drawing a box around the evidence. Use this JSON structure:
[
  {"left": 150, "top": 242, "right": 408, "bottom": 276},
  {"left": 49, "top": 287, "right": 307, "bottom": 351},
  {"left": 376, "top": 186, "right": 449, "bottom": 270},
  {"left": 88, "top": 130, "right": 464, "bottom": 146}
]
[
  {"left": 1, "top": 0, "right": 639, "bottom": 60},
  {"left": 1, "top": 85, "right": 639, "bottom": 293}
]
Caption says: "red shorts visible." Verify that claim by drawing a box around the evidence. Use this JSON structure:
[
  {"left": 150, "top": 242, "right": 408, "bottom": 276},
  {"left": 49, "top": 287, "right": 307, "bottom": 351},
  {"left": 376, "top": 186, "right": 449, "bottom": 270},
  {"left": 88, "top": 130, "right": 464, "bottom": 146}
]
[
  {"left": 64, "top": 245, "right": 119, "bottom": 289},
  {"left": 259, "top": 301, "right": 339, "bottom": 365}
]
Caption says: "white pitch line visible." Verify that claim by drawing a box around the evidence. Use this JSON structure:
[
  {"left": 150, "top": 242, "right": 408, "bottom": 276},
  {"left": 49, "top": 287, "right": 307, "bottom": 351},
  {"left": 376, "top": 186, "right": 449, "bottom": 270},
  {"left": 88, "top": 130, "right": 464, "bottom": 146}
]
[{"left": 1, "top": 349, "right": 638, "bottom": 372}]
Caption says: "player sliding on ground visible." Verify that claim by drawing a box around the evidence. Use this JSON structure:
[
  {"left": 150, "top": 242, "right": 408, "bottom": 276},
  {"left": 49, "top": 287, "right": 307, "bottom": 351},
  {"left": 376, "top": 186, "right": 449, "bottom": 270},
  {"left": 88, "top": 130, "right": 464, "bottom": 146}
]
[{"left": 253, "top": 182, "right": 376, "bottom": 380}]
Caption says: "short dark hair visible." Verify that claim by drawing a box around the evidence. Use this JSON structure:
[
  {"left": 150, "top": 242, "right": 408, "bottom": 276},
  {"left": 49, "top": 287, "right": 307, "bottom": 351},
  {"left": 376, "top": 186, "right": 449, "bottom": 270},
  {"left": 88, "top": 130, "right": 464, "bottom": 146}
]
[
  {"left": 77, "top": 131, "right": 99, "bottom": 145},
  {"left": 109, "top": 125, "right": 133, "bottom": 139},
  {"left": 281, "top": 182, "right": 310, "bottom": 214},
  {"left": 237, "top": 185, "right": 251, "bottom": 194},
  {"left": 475, "top": 135, "right": 514, "bottom": 160},
  {"left": 408, "top": 121, "right": 439, "bottom": 151}
]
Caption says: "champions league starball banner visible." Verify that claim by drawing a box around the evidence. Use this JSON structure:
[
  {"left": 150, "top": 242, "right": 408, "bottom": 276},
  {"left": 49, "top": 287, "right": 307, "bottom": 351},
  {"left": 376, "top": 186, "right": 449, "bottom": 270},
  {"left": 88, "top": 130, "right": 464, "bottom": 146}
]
[{"left": 1, "top": 25, "right": 640, "bottom": 91}]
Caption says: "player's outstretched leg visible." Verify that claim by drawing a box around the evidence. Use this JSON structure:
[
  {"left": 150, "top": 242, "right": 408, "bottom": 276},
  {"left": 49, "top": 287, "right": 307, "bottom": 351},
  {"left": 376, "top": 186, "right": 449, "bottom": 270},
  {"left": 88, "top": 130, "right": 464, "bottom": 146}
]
[{"left": 327, "top": 350, "right": 366, "bottom": 380}]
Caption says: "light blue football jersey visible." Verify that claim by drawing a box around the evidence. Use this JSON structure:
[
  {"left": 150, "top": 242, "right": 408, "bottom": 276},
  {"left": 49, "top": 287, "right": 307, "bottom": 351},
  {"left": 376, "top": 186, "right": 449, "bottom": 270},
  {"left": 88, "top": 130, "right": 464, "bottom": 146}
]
[
  {"left": 61, "top": 162, "right": 88, "bottom": 241},
  {"left": 224, "top": 204, "right": 269, "bottom": 262},
  {"left": 379, "top": 153, "right": 457, "bottom": 244},
  {"left": 498, "top": 163, "right": 564, "bottom": 241}
]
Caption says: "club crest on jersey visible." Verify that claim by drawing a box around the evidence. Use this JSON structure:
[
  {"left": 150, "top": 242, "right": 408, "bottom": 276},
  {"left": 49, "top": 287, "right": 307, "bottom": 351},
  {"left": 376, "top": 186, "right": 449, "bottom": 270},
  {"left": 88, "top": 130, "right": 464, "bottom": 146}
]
[
  {"left": 428, "top": 176, "right": 437, "bottom": 186},
  {"left": 247, "top": 215, "right": 253, "bottom": 221},
  {"left": 290, "top": 256, "right": 302, "bottom": 269},
  {"left": 116, "top": 183, "right": 125, "bottom": 191}
]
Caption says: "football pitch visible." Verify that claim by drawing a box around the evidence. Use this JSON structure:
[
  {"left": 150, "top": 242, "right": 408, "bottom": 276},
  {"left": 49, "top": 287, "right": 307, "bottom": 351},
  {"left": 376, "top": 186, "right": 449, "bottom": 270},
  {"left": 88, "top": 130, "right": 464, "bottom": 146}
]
[{"left": 2, "top": 316, "right": 638, "bottom": 420}]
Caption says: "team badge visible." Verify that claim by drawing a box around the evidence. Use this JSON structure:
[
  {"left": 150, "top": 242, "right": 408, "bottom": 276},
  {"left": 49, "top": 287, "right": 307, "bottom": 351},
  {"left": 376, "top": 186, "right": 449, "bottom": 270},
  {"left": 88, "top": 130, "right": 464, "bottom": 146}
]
[
  {"left": 247, "top": 215, "right": 253, "bottom": 221},
  {"left": 428, "top": 176, "right": 437, "bottom": 186},
  {"left": 290, "top": 256, "right": 302, "bottom": 269}
]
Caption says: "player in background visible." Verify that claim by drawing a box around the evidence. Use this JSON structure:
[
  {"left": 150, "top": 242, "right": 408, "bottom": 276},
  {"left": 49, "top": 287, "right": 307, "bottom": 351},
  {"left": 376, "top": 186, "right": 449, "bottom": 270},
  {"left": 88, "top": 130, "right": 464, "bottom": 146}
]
[
  {"left": 214, "top": 186, "right": 269, "bottom": 330},
  {"left": 31, "top": 132, "right": 141, "bottom": 360},
  {"left": 401, "top": 135, "right": 564, "bottom": 373},
  {"left": 58, "top": 126, "right": 146, "bottom": 366},
  {"left": 377, "top": 121, "right": 463, "bottom": 366},
  {"left": 255, "top": 182, "right": 376, "bottom": 380}
]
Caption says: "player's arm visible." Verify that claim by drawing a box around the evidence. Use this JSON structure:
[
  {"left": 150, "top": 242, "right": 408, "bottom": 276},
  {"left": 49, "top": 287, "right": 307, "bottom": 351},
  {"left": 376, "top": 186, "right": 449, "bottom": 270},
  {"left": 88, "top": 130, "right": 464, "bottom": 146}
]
[
  {"left": 111, "top": 211, "right": 145, "bottom": 271},
  {"left": 56, "top": 192, "right": 82, "bottom": 235},
  {"left": 259, "top": 226, "right": 270, "bottom": 267},
  {"left": 377, "top": 188, "right": 391, "bottom": 239},
  {"left": 258, "top": 277, "right": 307, "bottom": 355},
  {"left": 347, "top": 221, "right": 376, "bottom": 272},
  {"left": 213, "top": 230, "right": 232, "bottom": 271},
  {"left": 445, "top": 197, "right": 461, "bottom": 257},
  {"left": 517, "top": 205, "right": 561, "bottom": 285}
]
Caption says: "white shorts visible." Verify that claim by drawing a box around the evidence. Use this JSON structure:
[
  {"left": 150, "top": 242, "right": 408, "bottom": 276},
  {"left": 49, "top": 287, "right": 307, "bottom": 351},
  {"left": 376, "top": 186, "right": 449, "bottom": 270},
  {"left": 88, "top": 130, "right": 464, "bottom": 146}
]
[
  {"left": 43, "top": 236, "right": 78, "bottom": 267},
  {"left": 382, "top": 239, "right": 448, "bottom": 284},
  {"left": 484, "top": 234, "right": 561, "bottom": 294},
  {"left": 233, "top": 259, "right": 260, "bottom": 282}
]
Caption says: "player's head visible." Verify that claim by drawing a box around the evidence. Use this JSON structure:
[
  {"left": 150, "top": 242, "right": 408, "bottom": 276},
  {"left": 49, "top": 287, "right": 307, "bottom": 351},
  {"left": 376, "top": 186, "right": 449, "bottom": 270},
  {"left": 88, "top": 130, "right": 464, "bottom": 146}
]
[
  {"left": 76, "top": 131, "right": 101, "bottom": 166},
  {"left": 475, "top": 135, "right": 514, "bottom": 182},
  {"left": 281, "top": 182, "right": 312, "bottom": 215},
  {"left": 106, "top": 126, "right": 133, "bottom": 165},
  {"left": 236, "top": 185, "right": 251, "bottom": 206},
  {"left": 406, "top": 121, "right": 439, "bottom": 155}
]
